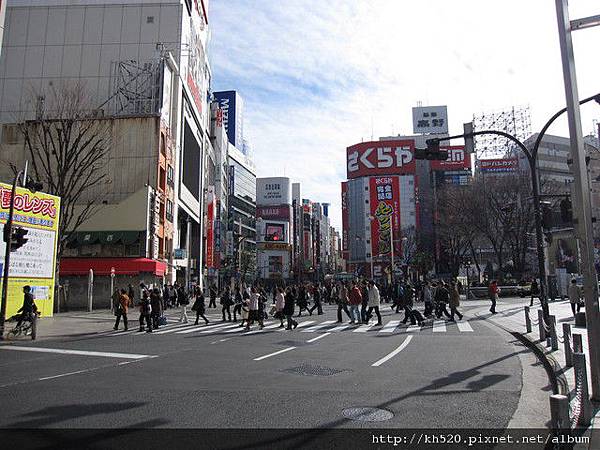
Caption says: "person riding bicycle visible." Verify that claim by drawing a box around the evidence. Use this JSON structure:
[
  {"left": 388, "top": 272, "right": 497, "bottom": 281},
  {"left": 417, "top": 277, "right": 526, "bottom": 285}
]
[{"left": 16, "top": 285, "right": 38, "bottom": 329}]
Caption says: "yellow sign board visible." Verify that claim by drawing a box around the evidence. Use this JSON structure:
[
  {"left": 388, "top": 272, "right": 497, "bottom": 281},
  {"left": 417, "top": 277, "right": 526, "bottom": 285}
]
[{"left": 0, "top": 182, "right": 60, "bottom": 318}]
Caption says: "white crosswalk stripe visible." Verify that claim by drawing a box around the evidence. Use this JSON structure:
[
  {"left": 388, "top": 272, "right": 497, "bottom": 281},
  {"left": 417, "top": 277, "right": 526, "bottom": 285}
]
[
  {"left": 153, "top": 323, "right": 201, "bottom": 335},
  {"left": 353, "top": 322, "right": 379, "bottom": 333},
  {"left": 207, "top": 323, "right": 248, "bottom": 334},
  {"left": 329, "top": 323, "right": 352, "bottom": 332},
  {"left": 174, "top": 322, "right": 227, "bottom": 335},
  {"left": 433, "top": 321, "right": 446, "bottom": 332},
  {"left": 276, "top": 320, "right": 315, "bottom": 331},
  {"left": 301, "top": 320, "right": 336, "bottom": 332},
  {"left": 406, "top": 324, "right": 421, "bottom": 333},
  {"left": 380, "top": 320, "right": 401, "bottom": 333},
  {"left": 244, "top": 322, "right": 282, "bottom": 335},
  {"left": 456, "top": 321, "right": 473, "bottom": 332}
]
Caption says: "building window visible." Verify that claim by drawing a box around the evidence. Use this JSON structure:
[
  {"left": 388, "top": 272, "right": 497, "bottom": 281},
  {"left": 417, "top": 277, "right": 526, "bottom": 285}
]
[
  {"left": 167, "top": 165, "right": 174, "bottom": 187},
  {"left": 160, "top": 133, "right": 166, "bottom": 156},
  {"left": 159, "top": 167, "right": 166, "bottom": 191},
  {"left": 166, "top": 199, "right": 173, "bottom": 222},
  {"left": 147, "top": 16, "right": 154, "bottom": 24}
]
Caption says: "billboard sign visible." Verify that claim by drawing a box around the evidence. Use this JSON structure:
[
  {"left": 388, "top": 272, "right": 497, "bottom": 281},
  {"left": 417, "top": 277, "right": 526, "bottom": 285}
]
[
  {"left": 412, "top": 105, "right": 448, "bottom": 134},
  {"left": 478, "top": 158, "right": 519, "bottom": 173},
  {"left": 369, "top": 176, "right": 400, "bottom": 258},
  {"left": 0, "top": 183, "right": 60, "bottom": 318},
  {"left": 430, "top": 146, "right": 471, "bottom": 171},
  {"left": 347, "top": 140, "right": 415, "bottom": 179},
  {"left": 206, "top": 186, "right": 214, "bottom": 269},
  {"left": 257, "top": 178, "right": 291, "bottom": 206},
  {"left": 214, "top": 91, "right": 244, "bottom": 148},
  {"left": 257, "top": 205, "right": 291, "bottom": 221},
  {"left": 341, "top": 182, "right": 349, "bottom": 259}
]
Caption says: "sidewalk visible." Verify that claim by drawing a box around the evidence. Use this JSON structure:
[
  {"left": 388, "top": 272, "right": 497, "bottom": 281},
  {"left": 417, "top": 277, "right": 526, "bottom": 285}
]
[{"left": 473, "top": 296, "right": 600, "bottom": 449}]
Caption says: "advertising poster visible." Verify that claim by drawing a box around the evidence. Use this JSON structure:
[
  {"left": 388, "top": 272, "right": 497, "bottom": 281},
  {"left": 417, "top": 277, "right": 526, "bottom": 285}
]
[
  {"left": 341, "top": 182, "right": 349, "bottom": 260},
  {"left": 347, "top": 140, "right": 415, "bottom": 179},
  {"left": 369, "top": 176, "right": 400, "bottom": 258},
  {"left": 0, "top": 183, "right": 60, "bottom": 317},
  {"left": 430, "top": 146, "right": 471, "bottom": 171},
  {"left": 477, "top": 158, "right": 519, "bottom": 173}
]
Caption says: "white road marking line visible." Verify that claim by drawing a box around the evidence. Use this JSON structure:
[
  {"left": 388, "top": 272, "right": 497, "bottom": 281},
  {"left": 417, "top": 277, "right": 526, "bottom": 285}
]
[
  {"left": 354, "top": 322, "right": 378, "bottom": 333},
  {"left": 244, "top": 322, "right": 281, "bottom": 335},
  {"left": 372, "top": 336, "right": 413, "bottom": 367},
  {"left": 456, "top": 321, "right": 474, "bottom": 332},
  {"left": 153, "top": 323, "right": 200, "bottom": 335},
  {"left": 276, "top": 320, "right": 315, "bottom": 331},
  {"left": 406, "top": 324, "right": 421, "bottom": 333},
  {"left": 433, "top": 321, "right": 447, "bottom": 332},
  {"left": 307, "top": 333, "right": 330, "bottom": 343},
  {"left": 39, "top": 369, "right": 89, "bottom": 381},
  {"left": 200, "top": 323, "right": 244, "bottom": 334},
  {"left": 301, "top": 320, "right": 336, "bottom": 333},
  {"left": 253, "top": 346, "right": 296, "bottom": 361},
  {"left": 380, "top": 320, "right": 401, "bottom": 333},
  {"left": 329, "top": 323, "right": 351, "bottom": 332},
  {"left": 174, "top": 322, "right": 226, "bottom": 334},
  {"left": 0, "top": 346, "right": 155, "bottom": 360}
]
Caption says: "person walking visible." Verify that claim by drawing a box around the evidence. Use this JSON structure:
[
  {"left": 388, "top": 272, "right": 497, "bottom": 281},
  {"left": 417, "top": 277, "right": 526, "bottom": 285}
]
[
  {"left": 530, "top": 279, "right": 540, "bottom": 307},
  {"left": 208, "top": 284, "right": 218, "bottom": 309},
  {"left": 308, "top": 284, "right": 323, "bottom": 315},
  {"left": 348, "top": 282, "right": 362, "bottom": 325},
  {"left": 233, "top": 286, "right": 244, "bottom": 323},
  {"left": 448, "top": 281, "right": 463, "bottom": 321},
  {"left": 361, "top": 281, "right": 370, "bottom": 324},
  {"left": 275, "top": 287, "right": 286, "bottom": 328},
  {"left": 434, "top": 282, "right": 452, "bottom": 319},
  {"left": 138, "top": 289, "right": 152, "bottom": 332},
  {"left": 336, "top": 282, "right": 352, "bottom": 323},
  {"left": 113, "top": 288, "right": 129, "bottom": 331},
  {"left": 283, "top": 286, "right": 298, "bottom": 330},
  {"left": 178, "top": 284, "right": 190, "bottom": 323},
  {"left": 192, "top": 285, "right": 210, "bottom": 325},
  {"left": 150, "top": 287, "right": 163, "bottom": 329},
  {"left": 245, "top": 287, "right": 263, "bottom": 331},
  {"left": 127, "top": 283, "right": 135, "bottom": 308},
  {"left": 401, "top": 283, "right": 414, "bottom": 324},
  {"left": 423, "top": 281, "right": 433, "bottom": 317},
  {"left": 169, "top": 283, "right": 178, "bottom": 309},
  {"left": 220, "top": 286, "right": 233, "bottom": 321},
  {"left": 568, "top": 278, "right": 582, "bottom": 317},
  {"left": 296, "top": 285, "right": 308, "bottom": 317},
  {"left": 488, "top": 280, "right": 499, "bottom": 314},
  {"left": 366, "top": 280, "right": 383, "bottom": 326}
]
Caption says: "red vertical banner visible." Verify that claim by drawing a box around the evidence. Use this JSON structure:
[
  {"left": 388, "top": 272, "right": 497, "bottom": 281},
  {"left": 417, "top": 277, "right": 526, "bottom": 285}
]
[
  {"left": 206, "top": 187, "right": 214, "bottom": 268},
  {"left": 369, "top": 176, "right": 400, "bottom": 258},
  {"left": 341, "top": 182, "right": 349, "bottom": 260}
]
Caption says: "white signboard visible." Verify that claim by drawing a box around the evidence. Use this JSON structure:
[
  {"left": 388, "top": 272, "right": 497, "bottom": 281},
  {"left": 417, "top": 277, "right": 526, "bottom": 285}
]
[
  {"left": 256, "top": 178, "right": 291, "bottom": 206},
  {"left": 412, "top": 105, "right": 448, "bottom": 134},
  {"left": 0, "top": 225, "right": 56, "bottom": 279}
]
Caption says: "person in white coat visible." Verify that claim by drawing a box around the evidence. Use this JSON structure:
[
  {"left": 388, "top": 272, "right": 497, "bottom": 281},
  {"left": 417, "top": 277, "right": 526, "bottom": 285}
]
[
  {"left": 568, "top": 278, "right": 582, "bottom": 317},
  {"left": 366, "top": 280, "right": 382, "bottom": 326}
]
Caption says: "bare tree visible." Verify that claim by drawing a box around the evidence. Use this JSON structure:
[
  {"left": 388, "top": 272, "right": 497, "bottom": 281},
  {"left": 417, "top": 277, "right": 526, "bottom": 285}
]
[
  {"left": 400, "top": 226, "right": 418, "bottom": 267},
  {"left": 17, "top": 82, "right": 111, "bottom": 261}
]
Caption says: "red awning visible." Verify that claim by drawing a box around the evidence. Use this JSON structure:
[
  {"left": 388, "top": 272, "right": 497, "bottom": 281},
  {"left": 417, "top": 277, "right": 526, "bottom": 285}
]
[{"left": 60, "top": 258, "right": 167, "bottom": 277}]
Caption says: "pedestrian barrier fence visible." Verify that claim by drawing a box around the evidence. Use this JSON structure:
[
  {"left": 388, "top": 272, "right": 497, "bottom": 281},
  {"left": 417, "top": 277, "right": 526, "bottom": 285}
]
[{"left": 525, "top": 307, "right": 592, "bottom": 430}]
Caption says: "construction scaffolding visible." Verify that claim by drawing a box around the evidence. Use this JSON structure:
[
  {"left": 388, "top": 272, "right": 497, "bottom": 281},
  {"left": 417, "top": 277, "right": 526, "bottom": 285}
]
[{"left": 473, "top": 106, "right": 532, "bottom": 159}]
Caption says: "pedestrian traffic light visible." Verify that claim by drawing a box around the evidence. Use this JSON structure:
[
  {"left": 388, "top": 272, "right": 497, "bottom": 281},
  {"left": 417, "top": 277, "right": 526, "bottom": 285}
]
[
  {"left": 10, "top": 227, "right": 28, "bottom": 252},
  {"left": 560, "top": 197, "right": 573, "bottom": 224}
]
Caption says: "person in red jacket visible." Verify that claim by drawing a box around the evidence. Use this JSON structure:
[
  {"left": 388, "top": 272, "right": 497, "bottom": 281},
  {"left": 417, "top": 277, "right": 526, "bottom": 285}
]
[
  {"left": 488, "top": 280, "right": 499, "bottom": 314},
  {"left": 348, "top": 282, "right": 363, "bottom": 325}
]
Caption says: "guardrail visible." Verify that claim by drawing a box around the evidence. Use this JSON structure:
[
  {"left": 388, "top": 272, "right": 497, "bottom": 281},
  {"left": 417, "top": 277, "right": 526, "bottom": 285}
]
[{"left": 523, "top": 306, "right": 592, "bottom": 433}]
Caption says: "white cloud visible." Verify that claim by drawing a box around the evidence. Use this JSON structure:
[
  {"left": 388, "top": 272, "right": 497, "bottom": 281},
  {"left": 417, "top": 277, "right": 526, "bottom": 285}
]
[{"left": 209, "top": 0, "right": 600, "bottom": 231}]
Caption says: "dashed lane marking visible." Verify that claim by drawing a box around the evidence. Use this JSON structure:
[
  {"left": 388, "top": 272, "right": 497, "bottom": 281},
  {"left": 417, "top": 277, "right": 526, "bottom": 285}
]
[
  {"left": 306, "top": 333, "right": 331, "bottom": 343},
  {"left": 0, "top": 346, "right": 156, "bottom": 360},
  {"left": 253, "top": 346, "right": 296, "bottom": 361}
]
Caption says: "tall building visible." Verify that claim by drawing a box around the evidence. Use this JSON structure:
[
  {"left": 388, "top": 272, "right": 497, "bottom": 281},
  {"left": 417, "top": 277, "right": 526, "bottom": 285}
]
[
  {"left": 213, "top": 90, "right": 245, "bottom": 152},
  {"left": 0, "top": 0, "right": 212, "bottom": 306},
  {"left": 227, "top": 145, "right": 256, "bottom": 282},
  {"left": 256, "top": 177, "right": 292, "bottom": 282}
]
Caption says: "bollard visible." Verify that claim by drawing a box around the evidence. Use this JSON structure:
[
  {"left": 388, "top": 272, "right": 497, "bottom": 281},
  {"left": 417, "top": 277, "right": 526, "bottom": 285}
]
[
  {"left": 573, "top": 333, "right": 583, "bottom": 354},
  {"left": 524, "top": 306, "right": 532, "bottom": 333},
  {"left": 549, "top": 315, "right": 558, "bottom": 351},
  {"left": 549, "top": 394, "right": 571, "bottom": 434},
  {"left": 538, "top": 309, "right": 546, "bottom": 341},
  {"left": 573, "top": 352, "right": 592, "bottom": 426},
  {"left": 563, "top": 323, "right": 573, "bottom": 368}
]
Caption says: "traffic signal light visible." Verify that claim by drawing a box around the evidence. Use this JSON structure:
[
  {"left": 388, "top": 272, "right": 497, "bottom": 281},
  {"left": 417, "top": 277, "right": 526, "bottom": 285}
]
[
  {"left": 415, "top": 139, "right": 448, "bottom": 160},
  {"left": 560, "top": 197, "right": 573, "bottom": 224},
  {"left": 10, "top": 227, "right": 28, "bottom": 252}
]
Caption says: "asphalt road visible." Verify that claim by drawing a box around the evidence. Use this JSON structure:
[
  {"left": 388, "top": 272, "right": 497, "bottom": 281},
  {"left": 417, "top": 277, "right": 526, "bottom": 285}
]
[{"left": 0, "top": 301, "right": 540, "bottom": 432}]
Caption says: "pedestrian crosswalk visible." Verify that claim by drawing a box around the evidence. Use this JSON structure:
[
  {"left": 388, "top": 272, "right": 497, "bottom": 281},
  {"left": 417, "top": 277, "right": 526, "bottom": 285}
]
[{"left": 101, "top": 317, "right": 475, "bottom": 338}]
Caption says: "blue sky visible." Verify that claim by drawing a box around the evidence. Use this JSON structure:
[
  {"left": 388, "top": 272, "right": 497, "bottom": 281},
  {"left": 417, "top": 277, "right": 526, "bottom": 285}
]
[{"left": 208, "top": 1, "right": 600, "bottom": 231}]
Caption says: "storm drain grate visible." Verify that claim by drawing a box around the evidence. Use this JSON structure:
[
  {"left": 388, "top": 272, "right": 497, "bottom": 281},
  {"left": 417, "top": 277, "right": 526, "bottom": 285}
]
[
  {"left": 342, "top": 407, "right": 394, "bottom": 422},
  {"left": 281, "top": 363, "right": 350, "bottom": 377}
]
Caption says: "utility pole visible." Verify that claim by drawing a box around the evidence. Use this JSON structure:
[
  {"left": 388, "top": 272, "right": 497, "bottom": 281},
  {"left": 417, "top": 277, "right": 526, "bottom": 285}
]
[{"left": 555, "top": 0, "right": 600, "bottom": 400}]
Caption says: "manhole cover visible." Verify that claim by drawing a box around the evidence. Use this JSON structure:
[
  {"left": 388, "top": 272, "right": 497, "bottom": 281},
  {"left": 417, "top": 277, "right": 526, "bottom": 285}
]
[
  {"left": 342, "top": 407, "right": 394, "bottom": 422},
  {"left": 281, "top": 363, "right": 350, "bottom": 377}
]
